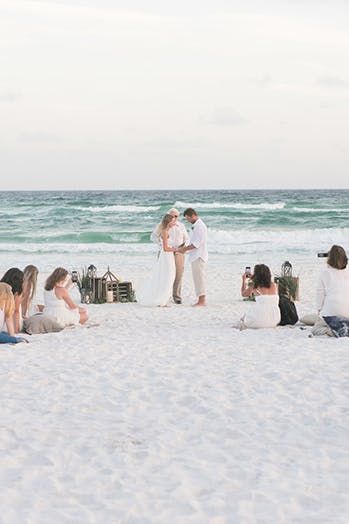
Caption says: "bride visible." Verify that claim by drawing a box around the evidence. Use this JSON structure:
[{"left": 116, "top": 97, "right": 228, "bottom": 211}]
[{"left": 137, "top": 214, "right": 177, "bottom": 306}]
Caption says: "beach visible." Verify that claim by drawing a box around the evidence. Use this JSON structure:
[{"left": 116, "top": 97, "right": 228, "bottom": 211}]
[{"left": 1, "top": 250, "right": 348, "bottom": 523}]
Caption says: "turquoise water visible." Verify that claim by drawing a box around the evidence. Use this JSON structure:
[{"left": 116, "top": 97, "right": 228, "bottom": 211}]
[{"left": 0, "top": 189, "right": 348, "bottom": 257}]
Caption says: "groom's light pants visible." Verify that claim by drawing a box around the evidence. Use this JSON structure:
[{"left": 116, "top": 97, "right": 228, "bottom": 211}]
[
  {"left": 191, "top": 258, "right": 206, "bottom": 298},
  {"left": 173, "top": 252, "right": 185, "bottom": 300}
]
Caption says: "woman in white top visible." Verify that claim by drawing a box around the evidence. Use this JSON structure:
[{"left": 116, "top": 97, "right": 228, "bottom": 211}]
[
  {"left": 44, "top": 267, "right": 88, "bottom": 327},
  {"left": 239, "top": 264, "right": 281, "bottom": 329},
  {"left": 316, "top": 245, "right": 349, "bottom": 318},
  {"left": 138, "top": 214, "right": 177, "bottom": 306}
]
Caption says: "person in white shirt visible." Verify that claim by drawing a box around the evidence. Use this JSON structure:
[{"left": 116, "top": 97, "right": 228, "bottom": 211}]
[
  {"left": 316, "top": 245, "right": 349, "bottom": 317},
  {"left": 150, "top": 208, "right": 189, "bottom": 304},
  {"left": 179, "top": 208, "right": 208, "bottom": 306},
  {"left": 312, "top": 244, "right": 349, "bottom": 336}
]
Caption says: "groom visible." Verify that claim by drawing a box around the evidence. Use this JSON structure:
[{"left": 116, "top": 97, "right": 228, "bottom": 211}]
[{"left": 178, "top": 208, "right": 208, "bottom": 306}]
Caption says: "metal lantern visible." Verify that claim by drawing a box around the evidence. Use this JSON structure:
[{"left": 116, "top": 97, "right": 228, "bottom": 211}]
[
  {"left": 281, "top": 261, "right": 293, "bottom": 277},
  {"left": 88, "top": 264, "right": 97, "bottom": 278},
  {"left": 102, "top": 267, "right": 120, "bottom": 303}
]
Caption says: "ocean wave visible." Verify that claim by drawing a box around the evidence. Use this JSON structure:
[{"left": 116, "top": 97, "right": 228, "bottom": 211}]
[
  {"left": 174, "top": 201, "right": 286, "bottom": 210},
  {"left": 0, "top": 228, "right": 347, "bottom": 256},
  {"left": 292, "top": 207, "right": 349, "bottom": 213},
  {"left": 75, "top": 205, "right": 161, "bottom": 213}
]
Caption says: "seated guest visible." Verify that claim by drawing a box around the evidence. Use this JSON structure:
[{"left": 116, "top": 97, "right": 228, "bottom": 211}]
[
  {"left": 312, "top": 245, "right": 349, "bottom": 336},
  {"left": 0, "top": 283, "right": 28, "bottom": 344},
  {"left": 22, "top": 265, "right": 43, "bottom": 318},
  {"left": 44, "top": 267, "right": 88, "bottom": 326},
  {"left": 1, "top": 267, "right": 24, "bottom": 333},
  {"left": 238, "top": 264, "right": 281, "bottom": 329},
  {"left": 316, "top": 245, "right": 349, "bottom": 316}
]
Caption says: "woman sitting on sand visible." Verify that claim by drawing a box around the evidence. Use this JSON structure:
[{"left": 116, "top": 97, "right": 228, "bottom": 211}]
[
  {"left": 311, "top": 245, "right": 349, "bottom": 336},
  {"left": 22, "top": 265, "right": 43, "bottom": 318},
  {"left": 0, "top": 283, "right": 28, "bottom": 344},
  {"left": 44, "top": 267, "right": 88, "bottom": 327},
  {"left": 238, "top": 264, "right": 281, "bottom": 330},
  {"left": 1, "top": 267, "right": 24, "bottom": 333}
]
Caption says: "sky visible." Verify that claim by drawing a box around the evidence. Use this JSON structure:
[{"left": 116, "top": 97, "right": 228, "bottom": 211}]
[{"left": 1, "top": 0, "right": 349, "bottom": 190}]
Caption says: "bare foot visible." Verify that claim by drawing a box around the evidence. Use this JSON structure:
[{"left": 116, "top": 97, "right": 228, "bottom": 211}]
[{"left": 192, "top": 302, "right": 206, "bottom": 307}]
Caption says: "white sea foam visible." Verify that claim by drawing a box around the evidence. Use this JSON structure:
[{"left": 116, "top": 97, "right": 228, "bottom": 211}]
[
  {"left": 175, "top": 201, "right": 286, "bottom": 210},
  {"left": 292, "top": 207, "right": 348, "bottom": 213},
  {"left": 76, "top": 205, "right": 161, "bottom": 213}
]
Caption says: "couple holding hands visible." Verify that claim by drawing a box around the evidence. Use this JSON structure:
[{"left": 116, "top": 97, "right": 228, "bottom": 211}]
[{"left": 138, "top": 207, "right": 208, "bottom": 307}]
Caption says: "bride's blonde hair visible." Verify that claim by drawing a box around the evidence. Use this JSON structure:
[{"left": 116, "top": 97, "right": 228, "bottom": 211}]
[{"left": 154, "top": 214, "right": 174, "bottom": 237}]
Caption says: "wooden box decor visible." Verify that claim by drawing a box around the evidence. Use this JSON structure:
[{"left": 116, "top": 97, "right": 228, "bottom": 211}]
[{"left": 117, "top": 281, "right": 134, "bottom": 302}]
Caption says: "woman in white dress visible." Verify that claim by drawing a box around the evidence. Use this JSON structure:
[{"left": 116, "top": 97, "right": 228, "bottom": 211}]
[
  {"left": 44, "top": 267, "right": 88, "bottom": 326},
  {"left": 138, "top": 214, "right": 177, "bottom": 306},
  {"left": 238, "top": 264, "right": 281, "bottom": 329}
]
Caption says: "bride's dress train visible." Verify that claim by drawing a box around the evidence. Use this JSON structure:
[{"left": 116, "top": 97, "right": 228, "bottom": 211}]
[{"left": 137, "top": 247, "right": 176, "bottom": 306}]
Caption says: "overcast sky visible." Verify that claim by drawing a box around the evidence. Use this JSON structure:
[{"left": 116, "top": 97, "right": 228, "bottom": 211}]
[{"left": 1, "top": 0, "right": 349, "bottom": 190}]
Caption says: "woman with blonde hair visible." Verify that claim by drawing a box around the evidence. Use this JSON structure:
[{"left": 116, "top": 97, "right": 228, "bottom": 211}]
[
  {"left": 22, "top": 265, "right": 40, "bottom": 318},
  {"left": 0, "top": 283, "right": 28, "bottom": 344},
  {"left": 1, "top": 267, "right": 24, "bottom": 333},
  {"left": 44, "top": 267, "right": 88, "bottom": 326},
  {"left": 138, "top": 213, "right": 177, "bottom": 306}
]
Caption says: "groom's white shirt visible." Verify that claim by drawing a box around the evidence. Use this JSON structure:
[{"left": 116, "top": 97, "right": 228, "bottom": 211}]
[{"left": 188, "top": 218, "right": 208, "bottom": 263}]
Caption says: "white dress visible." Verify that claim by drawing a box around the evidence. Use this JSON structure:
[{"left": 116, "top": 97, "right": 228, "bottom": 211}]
[
  {"left": 44, "top": 289, "right": 80, "bottom": 326},
  {"left": 243, "top": 294, "right": 281, "bottom": 329},
  {"left": 137, "top": 240, "right": 176, "bottom": 306}
]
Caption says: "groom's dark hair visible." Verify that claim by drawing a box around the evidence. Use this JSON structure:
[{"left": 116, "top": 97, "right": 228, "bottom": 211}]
[{"left": 183, "top": 208, "right": 197, "bottom": 217}]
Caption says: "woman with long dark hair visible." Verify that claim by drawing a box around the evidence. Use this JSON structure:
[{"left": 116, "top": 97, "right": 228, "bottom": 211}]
[{"left": 238, "top": 264, "right": 280, "bottom": 329}]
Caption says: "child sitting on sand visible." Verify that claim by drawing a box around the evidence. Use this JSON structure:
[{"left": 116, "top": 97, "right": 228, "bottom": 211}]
[{"left": 44, "top": 267, "right": 88, "bottom": 327}]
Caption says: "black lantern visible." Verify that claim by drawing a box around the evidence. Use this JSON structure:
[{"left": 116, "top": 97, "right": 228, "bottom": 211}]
[
  {"left": 281, "top": 261, "right": 292, "bottom": 277},
  {"left": 88, "top": 264, "right": 97, "bottom": 278}
]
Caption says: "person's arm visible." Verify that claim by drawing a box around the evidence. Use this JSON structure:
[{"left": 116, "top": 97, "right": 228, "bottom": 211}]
[
  {"left": 5, "top": 315, "right": 16, "bottom": 336},
  {"left": 14, "top": 294, "right": 22, "bottom": 332},
  {"left": 55, "top": 287, "right": 78, "bottom": 310},
  {"left": 315, "top": 272, "right": 326, "bottom": 313},
  {"left": 21, "top": 284, "right": 30, "bottom": 319},
  {"left": 161, "top": 232, "right": 176, "bottom": 252},
  {"left": 180, "top": 224, "right": 202, "bottom": 253},
  {"left": 241, "top": 274, "right": 255, "bottom": 298}
]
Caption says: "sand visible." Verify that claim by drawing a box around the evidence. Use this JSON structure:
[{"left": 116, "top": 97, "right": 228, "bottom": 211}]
[{"left": 0, "top": 254, "right": 348, "bottom": 523}]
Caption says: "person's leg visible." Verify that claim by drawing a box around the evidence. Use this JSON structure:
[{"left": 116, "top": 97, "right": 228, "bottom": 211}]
[
  {"left": 0, "top": 331, "right": 21, "bottom": 344},
  {"left": 173, "top": 253, "right": 185, "bottom": 303},
  {"left": 311, "top": 317, "right": 333, "bottom": 337},
  {"left": 78, "top": 307, "right": 89, "bottom": 325},
  {"left": 191, "top": 258, "right": 206, "bottom": 306}
]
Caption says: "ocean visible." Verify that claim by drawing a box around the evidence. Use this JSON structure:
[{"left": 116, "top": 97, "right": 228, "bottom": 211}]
[{"left": 0, "top": 189, "right": 348, "bottom": 272}]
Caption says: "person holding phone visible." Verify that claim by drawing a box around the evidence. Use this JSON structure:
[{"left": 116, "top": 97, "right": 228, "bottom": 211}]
[{"left": 237, "top": 264, "right": 280, "bottom": 329}]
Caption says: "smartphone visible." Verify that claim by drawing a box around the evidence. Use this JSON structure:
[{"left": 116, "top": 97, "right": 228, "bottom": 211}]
[
  {"left": 317, "top": 253, "right": 328, "bottom": 258},
  {"left": 245, "top": 266, "right": 252, "bottom": 276}
]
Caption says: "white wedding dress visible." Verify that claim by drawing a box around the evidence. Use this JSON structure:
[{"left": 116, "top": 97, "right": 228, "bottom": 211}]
[{"left": 137, "top": 239, "right": 176, "bottom": 306}]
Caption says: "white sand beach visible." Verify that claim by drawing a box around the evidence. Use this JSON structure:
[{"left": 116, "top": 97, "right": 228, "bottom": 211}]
[{"left": 1, "top": 254, "right": 348, "bottom": 523}]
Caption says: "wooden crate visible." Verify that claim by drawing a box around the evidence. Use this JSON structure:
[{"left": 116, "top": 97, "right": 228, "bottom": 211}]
[{"left": 117, "top": 281, "right": 134, "bottom": 302}]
